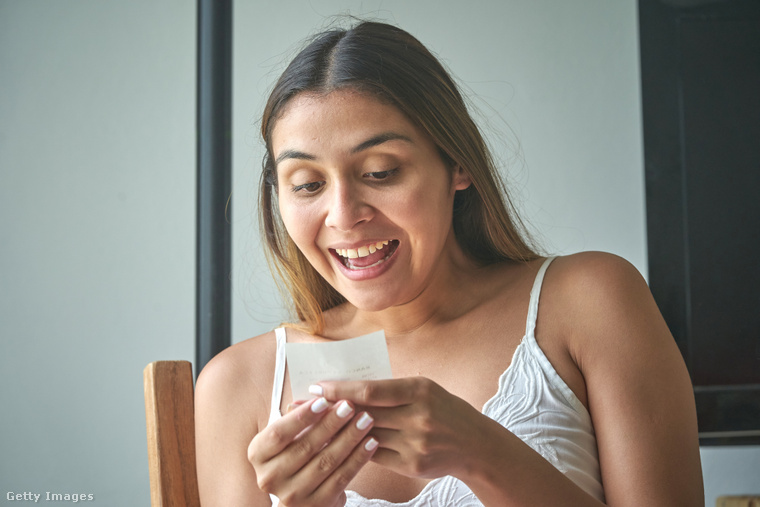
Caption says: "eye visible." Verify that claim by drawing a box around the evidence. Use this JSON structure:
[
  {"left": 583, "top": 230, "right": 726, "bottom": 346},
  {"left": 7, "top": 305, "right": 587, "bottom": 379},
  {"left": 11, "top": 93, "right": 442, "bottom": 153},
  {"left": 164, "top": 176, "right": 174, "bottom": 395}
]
[
  {"left": 364, "top": 168, "right": 399, "bottom": 180},
  {"left": 291, "top": 181, "right": 324, "bottom": 194}
]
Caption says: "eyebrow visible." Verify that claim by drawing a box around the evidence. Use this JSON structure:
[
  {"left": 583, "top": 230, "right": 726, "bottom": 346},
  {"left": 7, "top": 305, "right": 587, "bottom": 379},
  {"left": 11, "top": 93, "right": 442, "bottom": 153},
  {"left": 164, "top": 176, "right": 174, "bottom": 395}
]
[
  {"left": 274, "top": 131, "right": 413, "bottom": 165},
  {"left": 350, "top": 132, "right": 413, "bottom": 154},
  {"left": 274, "top": 149, "right": 315, "bottom": 165}
]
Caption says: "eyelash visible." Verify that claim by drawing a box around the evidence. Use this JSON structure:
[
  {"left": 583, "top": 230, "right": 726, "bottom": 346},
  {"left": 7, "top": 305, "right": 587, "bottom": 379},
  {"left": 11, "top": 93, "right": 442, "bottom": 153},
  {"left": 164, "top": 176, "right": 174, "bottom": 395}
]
[
  {"left": 291, "top": 181, "right": 324, "bottom": 194},
  {"left": 290, "top": 168, "right": 399, "bottom": 194},
  {"left": 364, "top": 168, "right": 399, "bottom": 181}
]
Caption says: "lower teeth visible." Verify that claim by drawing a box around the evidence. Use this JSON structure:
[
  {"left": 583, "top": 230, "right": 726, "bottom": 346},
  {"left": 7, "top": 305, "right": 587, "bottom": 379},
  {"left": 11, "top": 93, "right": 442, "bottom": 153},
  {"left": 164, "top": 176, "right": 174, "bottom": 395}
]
[{"left": 347, "top": 257, "right": 386, "bottom": 270}]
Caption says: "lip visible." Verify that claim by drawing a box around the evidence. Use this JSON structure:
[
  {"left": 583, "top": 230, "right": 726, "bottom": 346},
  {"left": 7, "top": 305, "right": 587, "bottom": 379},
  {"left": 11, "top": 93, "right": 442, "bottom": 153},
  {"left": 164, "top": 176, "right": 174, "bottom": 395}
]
[{"left": 328, "top": 240, "right": 400, "bottom": 281}]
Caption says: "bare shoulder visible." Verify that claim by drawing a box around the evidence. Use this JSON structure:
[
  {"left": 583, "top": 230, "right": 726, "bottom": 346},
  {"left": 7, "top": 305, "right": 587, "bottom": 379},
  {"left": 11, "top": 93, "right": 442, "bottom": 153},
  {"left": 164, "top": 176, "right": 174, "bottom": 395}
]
[
  {"left": 545, "top": 252, "right": 657, "bottom": 340},
  {"left": 543, "top": 251, "right": 676, "bottom": 389},
  {"left": 547, "top": 250, "right": 648, "bottom": 301},
  {"left": 195, "top": 330, "right": 278, "bottom": 432}
]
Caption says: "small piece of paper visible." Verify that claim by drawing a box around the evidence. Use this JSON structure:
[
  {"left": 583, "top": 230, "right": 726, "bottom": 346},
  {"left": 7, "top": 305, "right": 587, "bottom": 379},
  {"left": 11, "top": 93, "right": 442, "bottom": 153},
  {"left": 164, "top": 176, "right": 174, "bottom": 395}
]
[{"left": 286, "top": 330, "right": 393, "bottom": 400}]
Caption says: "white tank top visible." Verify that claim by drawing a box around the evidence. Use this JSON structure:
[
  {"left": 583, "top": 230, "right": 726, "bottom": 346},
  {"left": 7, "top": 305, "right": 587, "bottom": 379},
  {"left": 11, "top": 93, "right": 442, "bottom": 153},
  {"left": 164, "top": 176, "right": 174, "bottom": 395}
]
[{"left": 267, "top": 257, "right": 605, "bottom": 505}]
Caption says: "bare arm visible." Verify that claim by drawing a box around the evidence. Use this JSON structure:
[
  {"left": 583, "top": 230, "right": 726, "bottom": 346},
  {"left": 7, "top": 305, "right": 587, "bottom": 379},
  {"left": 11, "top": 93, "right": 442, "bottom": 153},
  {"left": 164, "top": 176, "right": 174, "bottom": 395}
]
[
  {"left": 195, "top": 338, "right": 273, "bottom": 506},
  {"left": 562, "top": 252, "right": 704, "bottom": 506}
]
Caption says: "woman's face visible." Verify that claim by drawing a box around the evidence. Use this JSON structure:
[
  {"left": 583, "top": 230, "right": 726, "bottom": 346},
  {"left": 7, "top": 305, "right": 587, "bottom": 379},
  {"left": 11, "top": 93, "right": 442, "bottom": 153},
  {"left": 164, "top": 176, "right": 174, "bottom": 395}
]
[{"left": 272, "top": 89, "right": 471, "bottom": 312}]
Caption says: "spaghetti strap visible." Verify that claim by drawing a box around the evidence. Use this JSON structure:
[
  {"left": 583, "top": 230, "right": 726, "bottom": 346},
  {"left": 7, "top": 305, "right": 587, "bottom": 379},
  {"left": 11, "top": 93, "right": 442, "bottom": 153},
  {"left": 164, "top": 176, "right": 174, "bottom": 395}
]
[
  {"left": 268, "top": 328, "right": 289, "bottom": 507},
  {"left": 269, "top": 327, "right": 287, "bottom": 425},
  {"left": 525, "top": 257, "right": 557, "bottom": 339}
]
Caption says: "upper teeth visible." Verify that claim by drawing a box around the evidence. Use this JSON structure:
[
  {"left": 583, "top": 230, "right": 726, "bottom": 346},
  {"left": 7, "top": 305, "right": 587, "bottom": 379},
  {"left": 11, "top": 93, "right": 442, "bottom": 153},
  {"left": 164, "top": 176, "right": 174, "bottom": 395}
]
[{"left": 337, "top": 241, "right": 390, "bottom": 259}]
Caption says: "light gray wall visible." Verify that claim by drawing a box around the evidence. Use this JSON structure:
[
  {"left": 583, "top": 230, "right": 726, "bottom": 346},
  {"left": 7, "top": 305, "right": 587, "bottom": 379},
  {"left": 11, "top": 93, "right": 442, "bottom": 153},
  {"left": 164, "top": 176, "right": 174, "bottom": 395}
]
[
  {"left": 0, "top": 0, "right": 194, "bottom": 504},
  {"left": 1, "top": 1, "right": 757, "bottom": 506}
]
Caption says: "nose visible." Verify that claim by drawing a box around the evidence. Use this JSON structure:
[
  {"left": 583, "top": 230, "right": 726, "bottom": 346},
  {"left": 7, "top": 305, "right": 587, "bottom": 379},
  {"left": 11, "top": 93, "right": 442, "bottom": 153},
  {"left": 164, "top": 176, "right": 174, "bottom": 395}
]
[{"left": 323, "top": 181, "right": 372, "bottom": 231}]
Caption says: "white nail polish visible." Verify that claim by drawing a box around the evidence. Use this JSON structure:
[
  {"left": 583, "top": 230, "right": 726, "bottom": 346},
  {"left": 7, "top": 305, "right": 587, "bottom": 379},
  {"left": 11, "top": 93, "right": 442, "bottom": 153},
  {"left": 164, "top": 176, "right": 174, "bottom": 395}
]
[
  {"left": 356, "top": 413, "right": 373, "bottom": 430},
  {"left": 308, "top": 384, "right": 324, "bottom": 396},
  {"left": 365, "top": 438, "right": 379, "bottom": 451},
  {"left": 336, "top": 400, "right": 352, "bottom": 418},
  {"left": 311, "top": 397, "right": 329, "bottom": 413}
]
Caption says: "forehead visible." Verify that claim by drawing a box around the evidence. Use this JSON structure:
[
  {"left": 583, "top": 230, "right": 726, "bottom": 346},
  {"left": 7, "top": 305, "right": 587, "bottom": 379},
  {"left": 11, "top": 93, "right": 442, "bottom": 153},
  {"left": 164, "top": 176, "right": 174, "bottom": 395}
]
[{"left": 271, "top": 90, "right": 420, "bottom": 153}]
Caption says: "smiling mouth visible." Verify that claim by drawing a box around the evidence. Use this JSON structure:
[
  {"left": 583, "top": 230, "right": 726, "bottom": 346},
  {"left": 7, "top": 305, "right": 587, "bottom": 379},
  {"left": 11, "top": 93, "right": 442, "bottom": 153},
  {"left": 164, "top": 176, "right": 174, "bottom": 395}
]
[{"left": 331, "top": 240, "right": 399, "bottom": 270}]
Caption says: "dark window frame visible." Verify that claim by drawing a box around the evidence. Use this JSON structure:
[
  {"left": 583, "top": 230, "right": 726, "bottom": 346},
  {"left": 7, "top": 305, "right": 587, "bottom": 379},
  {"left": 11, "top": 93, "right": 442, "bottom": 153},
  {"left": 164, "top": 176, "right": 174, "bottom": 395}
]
[{"left": 639, "top": 0, "right": 760, "bottom": 445}]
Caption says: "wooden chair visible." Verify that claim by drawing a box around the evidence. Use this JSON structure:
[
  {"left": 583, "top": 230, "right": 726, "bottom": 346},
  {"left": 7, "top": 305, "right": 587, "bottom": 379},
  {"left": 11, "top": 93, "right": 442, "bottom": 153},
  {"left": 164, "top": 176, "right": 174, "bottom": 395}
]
[{"left": 143, "top": 361, "right": 201, "bottom": 507}]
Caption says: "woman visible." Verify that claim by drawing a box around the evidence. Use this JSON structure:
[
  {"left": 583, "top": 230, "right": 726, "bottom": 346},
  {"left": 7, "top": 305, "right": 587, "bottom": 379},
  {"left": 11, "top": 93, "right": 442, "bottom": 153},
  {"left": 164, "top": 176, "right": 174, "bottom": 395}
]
[{"left": 195, "top": 21, "right": 704, "bottom": 506}]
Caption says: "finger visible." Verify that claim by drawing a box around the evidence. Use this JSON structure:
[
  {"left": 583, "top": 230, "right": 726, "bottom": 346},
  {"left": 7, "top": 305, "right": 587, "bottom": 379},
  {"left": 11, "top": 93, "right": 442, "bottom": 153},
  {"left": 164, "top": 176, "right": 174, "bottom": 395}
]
[
  {"left": 368, "top": 444, "right": 402, "bottom": 470},
  {"left": 251, "top": 396, "right": 332, "bottom": 460},
  {"left": 270, "top": 400, "right": 360, "bottom": 477},
  {"left": 297, "top": 410, "right": 375, "bottom": 485},
  {"left": 310, "top": 434, "right": 380, "bottom": 505},
  {"left": 286, "top": 400, "right": 306, "bottom": 413},
  {"left": 358, "top": 405, "right": 414, "bottom": 430},
  {"left": 264, "top": 405, "right": 371, "bottom": 502},
  {"left": 367, "top": 426, "right": 401, "bottom": 445},
  {"left": 314, "top": 378, "right": 420, "bottom": 407}
]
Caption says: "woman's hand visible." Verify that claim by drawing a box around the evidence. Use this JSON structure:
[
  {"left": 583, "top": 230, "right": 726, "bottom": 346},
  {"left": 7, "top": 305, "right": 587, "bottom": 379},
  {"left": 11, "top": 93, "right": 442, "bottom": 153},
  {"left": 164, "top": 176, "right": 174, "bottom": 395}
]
[
  {"left": 248, "top": 397, "right": 378, "bottom": 507},
  {"left": 314, "top": 377, "right": 487, "bottom": 480}
]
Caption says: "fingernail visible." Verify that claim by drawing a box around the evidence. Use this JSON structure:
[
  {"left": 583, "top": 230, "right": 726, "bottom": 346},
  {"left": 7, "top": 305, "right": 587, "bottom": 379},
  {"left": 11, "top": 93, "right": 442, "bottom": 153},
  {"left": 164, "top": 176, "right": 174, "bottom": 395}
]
[
  {"left": 308, "top": 384, "right": 324, "bottom": 396},
  {"left": 311, "top": 397, "right": 329, "bottom": 413},
  {"left": 336, "top": 400, "right": 352, "bottom": 418},
  {"left": 365, "top": 438, "right": 379, "bottom": 451},
  {"left": 356, "top": 412, "right": 373, "bottom": 430}
]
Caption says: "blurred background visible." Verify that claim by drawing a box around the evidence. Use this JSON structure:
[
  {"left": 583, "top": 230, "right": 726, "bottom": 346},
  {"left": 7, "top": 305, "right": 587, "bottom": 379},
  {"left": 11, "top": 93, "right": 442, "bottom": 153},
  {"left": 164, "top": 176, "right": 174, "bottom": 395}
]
[{"left": 1, "top": 1, "right": 757, "bottom": 505}]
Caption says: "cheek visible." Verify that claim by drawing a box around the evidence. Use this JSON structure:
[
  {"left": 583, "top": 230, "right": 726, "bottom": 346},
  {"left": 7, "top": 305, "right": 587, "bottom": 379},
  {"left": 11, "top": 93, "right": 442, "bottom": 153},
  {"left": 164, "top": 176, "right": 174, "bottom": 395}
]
[
  {"left": 278, "top": 198, "right": 321, "bottom": 250},
  {"left": 393, "top": 180, "right": 454, "bottom": 228}
]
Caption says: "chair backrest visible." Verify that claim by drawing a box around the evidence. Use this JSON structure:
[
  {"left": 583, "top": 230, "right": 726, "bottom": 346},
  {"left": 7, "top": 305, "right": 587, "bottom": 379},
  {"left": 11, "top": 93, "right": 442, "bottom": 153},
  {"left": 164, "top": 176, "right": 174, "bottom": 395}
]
[{"left": 143, "top": 360, "right": 201, "bottom": 507}]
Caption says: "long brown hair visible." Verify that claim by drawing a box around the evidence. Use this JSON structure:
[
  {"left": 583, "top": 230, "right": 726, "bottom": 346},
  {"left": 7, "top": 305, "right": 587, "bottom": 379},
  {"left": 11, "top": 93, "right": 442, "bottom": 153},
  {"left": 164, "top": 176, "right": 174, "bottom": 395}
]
[{"left": 259, "top": 21, "right": 539, "bottom": 334}]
